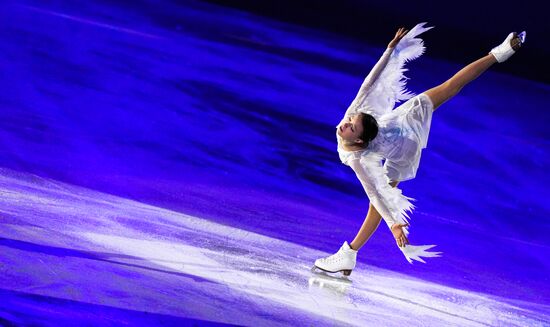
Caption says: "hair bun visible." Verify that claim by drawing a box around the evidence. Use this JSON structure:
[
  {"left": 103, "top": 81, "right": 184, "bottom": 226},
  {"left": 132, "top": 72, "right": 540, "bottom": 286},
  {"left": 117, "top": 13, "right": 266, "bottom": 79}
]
[{"left": 359, "top": 113, "right": 379, "bottom": 146}]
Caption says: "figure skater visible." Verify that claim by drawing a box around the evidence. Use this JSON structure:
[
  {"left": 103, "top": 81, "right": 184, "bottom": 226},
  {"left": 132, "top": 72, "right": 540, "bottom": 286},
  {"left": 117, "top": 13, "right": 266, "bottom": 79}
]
[{"left": 312, "top": 23, "right": 526, "bottom": 275}]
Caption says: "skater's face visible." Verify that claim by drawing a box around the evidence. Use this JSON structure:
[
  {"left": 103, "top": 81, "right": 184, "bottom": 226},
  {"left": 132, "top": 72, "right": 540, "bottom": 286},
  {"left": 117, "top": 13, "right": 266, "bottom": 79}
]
[{"left": 337, "top": 114, "right": 364, "bottom": 144}]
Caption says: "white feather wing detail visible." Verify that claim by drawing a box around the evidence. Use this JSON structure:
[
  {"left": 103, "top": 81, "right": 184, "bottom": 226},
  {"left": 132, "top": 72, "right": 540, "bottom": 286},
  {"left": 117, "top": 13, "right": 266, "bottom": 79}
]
[
  {"left": 400, "top": 245, "right": 442, "bottom": 264},
  {"left": 358, "top": 152, "right": 442, "bottom": 264},
  {"left": 358, "top": 152, "right": 416, "bottom": 230},
  {"left": 358, "top": 22, "right": 434, "bottom": 118}
]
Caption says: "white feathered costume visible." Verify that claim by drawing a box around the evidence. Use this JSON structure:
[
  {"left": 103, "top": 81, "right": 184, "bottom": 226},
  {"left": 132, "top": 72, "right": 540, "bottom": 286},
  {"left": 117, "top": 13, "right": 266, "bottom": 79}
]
[{"left": 336, "top": 23, "right": 441, "bottom": 263}]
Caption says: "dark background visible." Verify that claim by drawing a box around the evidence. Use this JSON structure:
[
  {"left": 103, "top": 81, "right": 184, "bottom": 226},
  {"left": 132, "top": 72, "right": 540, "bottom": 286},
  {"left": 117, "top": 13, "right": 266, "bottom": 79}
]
[{"left": 203, "top": 0, "right": 548, "bottom": 83}]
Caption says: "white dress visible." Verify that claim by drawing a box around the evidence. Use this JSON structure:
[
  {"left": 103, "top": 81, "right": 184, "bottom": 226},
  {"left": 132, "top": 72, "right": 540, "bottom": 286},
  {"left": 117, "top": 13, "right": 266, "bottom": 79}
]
[
  {"left": 369, "top": 93, "right": 434, "bottom": 182},
  {"left": 336, "top": 23, "right": 440, "bottom": 263}
]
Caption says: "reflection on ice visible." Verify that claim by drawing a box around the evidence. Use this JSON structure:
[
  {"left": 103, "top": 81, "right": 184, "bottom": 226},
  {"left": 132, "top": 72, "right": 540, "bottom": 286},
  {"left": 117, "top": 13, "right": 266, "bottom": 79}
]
[{"left": 308, "top": 273, "right": 353, "bottom": 298}]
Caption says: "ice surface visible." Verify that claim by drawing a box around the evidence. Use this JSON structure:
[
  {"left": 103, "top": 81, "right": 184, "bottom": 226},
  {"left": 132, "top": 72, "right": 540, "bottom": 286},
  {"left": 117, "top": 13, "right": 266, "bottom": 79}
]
[
  {"left": 1, "top": 168, "right": 548, "bottom": 326},
  {"left": 0, "top": 0, "right": 548, "bottom": 325}
]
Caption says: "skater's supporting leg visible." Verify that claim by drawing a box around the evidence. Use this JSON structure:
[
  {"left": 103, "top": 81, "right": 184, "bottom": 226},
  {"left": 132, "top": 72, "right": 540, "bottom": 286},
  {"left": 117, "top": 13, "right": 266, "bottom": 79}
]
[
  {"left": 424, "top": 54, "right": 496, "bottom": 111},
  {"left": 350, "top": 181, "right": 399, "bottom": 251}
]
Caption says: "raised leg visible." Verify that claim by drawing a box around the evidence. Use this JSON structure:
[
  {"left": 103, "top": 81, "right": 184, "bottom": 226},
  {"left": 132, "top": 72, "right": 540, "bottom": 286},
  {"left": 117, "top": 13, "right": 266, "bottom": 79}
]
[
  {"left": 425, "top": 35, "right": 522, "bottom": 111},
  {"left": 350, "top": 180, "right": 399, "bottom": 251},
  {"left": 424, "top": 54, "right": 497, "bottom": 111}
]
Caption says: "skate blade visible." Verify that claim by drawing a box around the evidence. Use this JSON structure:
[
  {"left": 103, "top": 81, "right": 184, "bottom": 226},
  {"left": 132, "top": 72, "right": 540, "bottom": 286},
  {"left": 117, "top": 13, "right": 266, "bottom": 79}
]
[
  {"left": 311, "top": 265, "right": 352, "bottom": 277},
  {"left": 518, "top": 31, "right": 526, "bottom": 44}
]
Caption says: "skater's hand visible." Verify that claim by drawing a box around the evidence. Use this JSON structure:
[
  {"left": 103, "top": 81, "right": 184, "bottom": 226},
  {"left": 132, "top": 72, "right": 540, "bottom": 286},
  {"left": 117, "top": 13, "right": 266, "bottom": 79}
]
[
  {"left": 388, "top": 27, "right": 408, "bottom": 48},
  {"left": 391, "top": 223, "right": 410, "bottom": 247}
]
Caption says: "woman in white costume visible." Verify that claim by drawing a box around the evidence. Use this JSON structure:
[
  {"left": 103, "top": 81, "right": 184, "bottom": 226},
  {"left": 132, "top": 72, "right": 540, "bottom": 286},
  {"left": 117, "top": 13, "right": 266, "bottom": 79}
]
[{"left": 313, "top": 23, "right": 525, "bottom": 275}]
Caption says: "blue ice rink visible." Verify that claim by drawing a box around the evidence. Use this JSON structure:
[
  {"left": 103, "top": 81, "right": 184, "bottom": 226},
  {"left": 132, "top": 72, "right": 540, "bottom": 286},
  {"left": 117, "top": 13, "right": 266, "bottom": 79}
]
[{"left": 0, "top": 0, "right": 548, "bottom": 325}]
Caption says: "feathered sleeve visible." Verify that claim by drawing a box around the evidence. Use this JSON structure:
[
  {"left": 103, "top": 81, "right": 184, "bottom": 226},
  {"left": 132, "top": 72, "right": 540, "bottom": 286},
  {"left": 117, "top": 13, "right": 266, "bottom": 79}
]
[
  {"left": 358, "top": 22, "right": 434, "bottom": 118},
  {"left": 349, "top": 154, "right": 415, "bottom": 229},
  {"left": 344, "top": 47, "right": 394, "bottom": 118},
  {"left": 349, "top": 153, "right": 442, "bottom": 264}
]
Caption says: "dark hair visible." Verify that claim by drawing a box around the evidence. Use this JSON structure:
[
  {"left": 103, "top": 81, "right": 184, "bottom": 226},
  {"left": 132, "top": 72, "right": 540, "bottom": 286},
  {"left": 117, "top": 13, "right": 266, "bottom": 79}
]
[{"left": 358, "top": 113, "right": 378, "bottom": 147}]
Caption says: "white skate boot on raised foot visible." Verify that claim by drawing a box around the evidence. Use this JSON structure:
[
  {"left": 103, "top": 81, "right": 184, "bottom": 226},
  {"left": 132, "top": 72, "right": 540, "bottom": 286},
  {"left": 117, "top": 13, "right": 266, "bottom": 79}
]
[
  {"left": 311, "top": 241, "right": 357, "bottom": 276},
  {"left": 490, "top": 31, "right": 526, "bottom": 63}
]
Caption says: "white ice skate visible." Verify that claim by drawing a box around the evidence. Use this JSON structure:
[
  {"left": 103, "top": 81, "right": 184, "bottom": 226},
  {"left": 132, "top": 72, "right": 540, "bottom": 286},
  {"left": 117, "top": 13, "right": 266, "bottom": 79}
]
[
  {"left": 311, "top": 241, "right": 357, "bottom": 276},
  {"left": 490, "top": 31, "right": 526, "bottom": 63}
]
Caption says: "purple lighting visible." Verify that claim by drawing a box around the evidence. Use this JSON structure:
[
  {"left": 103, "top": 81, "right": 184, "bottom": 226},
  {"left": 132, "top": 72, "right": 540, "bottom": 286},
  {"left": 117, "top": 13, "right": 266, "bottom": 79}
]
[{"left": 0, "top": 0, "right": 548, "bottom": 325}]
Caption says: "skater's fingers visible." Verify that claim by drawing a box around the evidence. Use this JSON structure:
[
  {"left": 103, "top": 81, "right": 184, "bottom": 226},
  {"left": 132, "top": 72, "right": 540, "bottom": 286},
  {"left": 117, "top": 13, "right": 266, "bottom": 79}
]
[{"left": 395, "top": 27, "right": 405, "bottom": 36}]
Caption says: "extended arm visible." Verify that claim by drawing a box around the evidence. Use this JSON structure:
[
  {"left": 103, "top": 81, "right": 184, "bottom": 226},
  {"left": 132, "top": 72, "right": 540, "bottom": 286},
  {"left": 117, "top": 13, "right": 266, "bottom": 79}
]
[
  {"left": 349, "top": 158, "right": 406, "bottom": 229},
  {"left": 344, "top": 27, "right": 409, "bottom": 117},
  {"left": 349, "top": 180, "right": 400, "bottom": 251},
  {"left": 349, "top": 156, "right": 442, "bottom": 264},
  {"left": 344, "top": 48, "right": 393, "bottom": 117}
]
